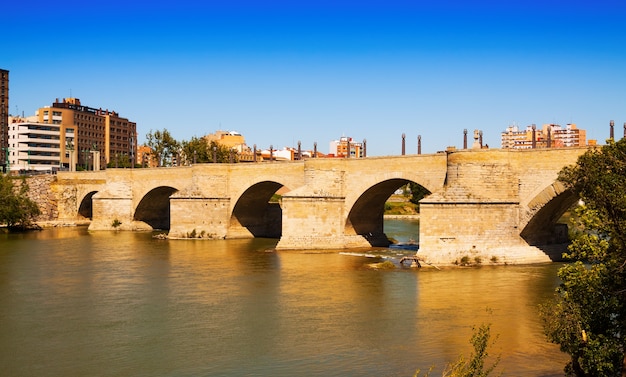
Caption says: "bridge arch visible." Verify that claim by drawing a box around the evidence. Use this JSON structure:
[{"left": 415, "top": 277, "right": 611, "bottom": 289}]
[
  {"left": 134, "top": 186, "right": 179, "bottom": 230},
  {"left": 78, "top": 191, "right": 98, "bottom": 219},
  {"left": 345, "top": 178, "right": 431, "bottom": 247},
  {"left": 520, "top": 181, "right": 578, "bottom": 251},
  {"left": 229, "top": 181, "right": 286, "bottom": 238}
]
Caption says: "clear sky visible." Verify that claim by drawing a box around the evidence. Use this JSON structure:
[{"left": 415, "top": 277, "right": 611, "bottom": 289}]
[{"left": 3, "top": 0, "right": 626, "bottom": 155}]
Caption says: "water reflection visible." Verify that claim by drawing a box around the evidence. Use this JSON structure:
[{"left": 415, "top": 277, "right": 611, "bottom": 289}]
[{"left": 0, "top": 227, "right": 567, "bottom": 376}]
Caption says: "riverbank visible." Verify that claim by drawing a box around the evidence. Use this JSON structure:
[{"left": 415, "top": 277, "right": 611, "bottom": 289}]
[
  {"left": 35, "top": 220, "right": 91, "bottom": 228},
  {"left": 383, "top": 214, "right": 419, "bottom": 220}
]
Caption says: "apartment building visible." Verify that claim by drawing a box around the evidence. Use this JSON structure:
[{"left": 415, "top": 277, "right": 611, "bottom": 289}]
[
  {"left": 204, "top": 130, "right": 247, "bottom": 153},
  {"left": 329, "top": 136, "right": 363, "bottom": 158},
  {"left": 7, "top": 116, "right": 74, "bottom": 171},
  {"left": 551, "top": 124, "right": 587, "bottom": 147},
  {"left": 501, "top": 123, "right": 587, "bottom": 149},
  {"left": 37, "top": 98, "right": 137, "bottom": 169},
  {"left": 1, "top": 69, "right": 8, "bottom": 171}
]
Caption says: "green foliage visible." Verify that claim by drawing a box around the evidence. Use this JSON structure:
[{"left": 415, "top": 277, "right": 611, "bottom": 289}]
[
  {"left": 107, "top": 152, "right": 133, "bottom": 168},
  {"left": 415, "top": 323, "right": 501, "bottom": 377},
  {"left": 180, "top": 137, "right": 238, "bottom": 164},
  {"left": 540, "top": 138, "right": 626, "bottom": 376},
  {"left": 145, "top": 128, "right": 180, "bottom": 167},
  {"left": 209, "top": 140, "right": 238, "bottom": 163},
  {"left": 407, "top": 182, "right": 431, "bottom": 209},
  {"left": 0, "top": 175, "right": 41, "bottom": 229},
  {"left": 384, "top": 200, "right": 419, "bottom": 215},
  {"left": 181, "top": 136, "right": 211, "bottom": 164},
  {"left": 111, "top": 219, "right": 121, "bottom": 228}
]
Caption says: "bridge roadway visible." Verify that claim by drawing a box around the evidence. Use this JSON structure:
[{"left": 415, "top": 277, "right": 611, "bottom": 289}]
[{"left": 52, "top": 147, "right": 588, "bottom": 265}]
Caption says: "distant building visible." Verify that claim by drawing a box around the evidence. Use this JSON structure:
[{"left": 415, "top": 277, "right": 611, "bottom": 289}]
[
  {"left": 329, "top": 136, "right": 363, "bottom": 158},
  {"left": 7, "top": 116, "right": 74, "bottom": 171},
  {"left": 501, "top": 123, "right": 587, "bottom": 149},
  {"left": 259, "top": 147, "right": 292, "bottom": 162},
  {"left": 36, "top": 98, "right": 137, "bottom": 169},
  {"left": 550, "top": 123, "right": 586, "bottom": 147},
  {"left": 501, "top": 125, "right": 534, "bottom": 149},
  {"left": 136, "top": 145, "right": 157, "bottom": 168},
  {"left": 1, "top": 69, "right": 8, "bottom": 171},
  {"left": 204, "top": 130, "right": 247, "bottom": 153}
]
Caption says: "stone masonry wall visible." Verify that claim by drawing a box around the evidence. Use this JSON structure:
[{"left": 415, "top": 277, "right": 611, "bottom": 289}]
[{"left": 12, "top": 174, "right": 59, "bottom": 222}]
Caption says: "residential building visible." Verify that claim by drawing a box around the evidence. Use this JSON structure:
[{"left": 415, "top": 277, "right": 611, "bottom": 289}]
[
  {"left": 37, "top": 98, "right": 137, "bottom": 169},
  {"left": 7, "top": 116, "right": 74, "bottom": 171},
  {"left": 1, "top": 69, "right": 8, "bottom": 171},
  {"left": 205, "top": 130, "right": 247, "bottom": 153},
  {"left": 136, "top": 145, "right": 157, "bottom": 167},
  {"left": 551, "top": 123, "right": 587, "bottom": 147},
  {"left": 501, "top": 125, "right": 535, "bottom": 149},
  {"left": 501, "top": 123, "right": 587, "bottom": 149},
  {"left": 329, "top": 136, "right": 363, "bottom": 158}
]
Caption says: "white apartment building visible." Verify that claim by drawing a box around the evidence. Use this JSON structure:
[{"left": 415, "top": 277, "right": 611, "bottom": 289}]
[
  {"left": 7, "top": 116, "right": 74, "bottom": 171},
  {"left": 501, "top": 123, "right": 587, "bottom": 149},
  {"left": 501, "top": 125, "right": 534, "bottom": 149}
]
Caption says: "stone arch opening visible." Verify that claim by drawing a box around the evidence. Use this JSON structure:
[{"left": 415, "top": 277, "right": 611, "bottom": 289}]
[
  {"left": 346, "top": 178, "right": 430, "bottom": 247},
  {"left": 230, "top": 181, "right": 285, "bottom": 238},
  {"left": 520, "top": 187, "right": 579, "bottom": 260},
  {"left": 78, "top": 191, "right": 98, "bottom": 219},
  {"left": 134, "top": 186, "right": 178, "bottom": 230}
]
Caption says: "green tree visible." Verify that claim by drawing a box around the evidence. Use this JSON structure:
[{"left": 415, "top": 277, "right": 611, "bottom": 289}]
[
  {"left": 181, "top": 136, "right": 212, "bottom": 164},
  {"left": 145, "top": 129, "right": 179, "bottom": 167},
  {"left": 208, "top": 140, "right": 238, "bottom": 163},
  {"left": 408, "top": 182, "right": 431, "bottom": 211},
  {"left": 107, "top": 152, "right": 133, "bottom": 168},
  {"left": 0, "top": 175, "right": 41, "bottom": 229},
  {"left": 540, "top": 138, "right": 626, "bottom": 376},
  {"left": 179, "top": 138, "right": 238, "bottom": 164}
]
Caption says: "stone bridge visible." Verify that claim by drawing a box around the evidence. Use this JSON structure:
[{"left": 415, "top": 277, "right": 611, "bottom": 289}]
[{"left": 51, "top": 147, "right": 588, "bottom": 264}]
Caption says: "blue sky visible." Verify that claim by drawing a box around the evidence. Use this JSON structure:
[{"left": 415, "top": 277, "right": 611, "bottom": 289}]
[{"left": 3, "top": 0, "right": 626, "bottom": 155}]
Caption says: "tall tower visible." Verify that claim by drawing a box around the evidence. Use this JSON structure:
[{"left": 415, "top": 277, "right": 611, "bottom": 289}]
[{"left": 0, "top": 69, "right": 8, "bottom": 171}]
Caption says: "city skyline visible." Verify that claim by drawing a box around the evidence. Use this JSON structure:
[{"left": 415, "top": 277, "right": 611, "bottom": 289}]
[{"left": 3, "top": 0, "right": 626, "bottom": 156}]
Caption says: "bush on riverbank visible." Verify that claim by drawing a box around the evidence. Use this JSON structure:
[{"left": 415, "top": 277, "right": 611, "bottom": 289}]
[{"left": 0, "top": 175, "right": 41, "bottom": 230}]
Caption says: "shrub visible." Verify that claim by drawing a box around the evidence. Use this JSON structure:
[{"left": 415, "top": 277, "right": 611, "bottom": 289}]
[{"left": 415, "top": 323, "right": 501, "bottom": 377}]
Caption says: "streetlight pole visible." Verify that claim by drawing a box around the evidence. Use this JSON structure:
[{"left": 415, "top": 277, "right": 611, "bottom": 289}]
[{"left": 2, "top": 147, "right": 10, "bottom": 173}]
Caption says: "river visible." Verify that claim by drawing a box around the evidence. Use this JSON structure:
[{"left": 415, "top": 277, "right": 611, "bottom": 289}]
[{"left": 0, "top": 219, "right": 567, "bottom": 376}]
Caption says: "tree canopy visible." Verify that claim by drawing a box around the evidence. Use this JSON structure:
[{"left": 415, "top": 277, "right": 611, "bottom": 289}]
[
  {"left": 146, "top": 129, "right": 180, "bottom": 167},
  {"left": 407, "top": 182, "right": 431, "bottom": 209},
  {"left": 0, "top": 175, "right": 41, "bottom": 230},
  {"left": 145, "top": 130, "right": 238, "bottom": 166},
  {"left": 180, "top": 137, "right": 237, "bottom": 164},
  {"left": 540, "top": 138, "right": 626, "bottom": 376}
]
